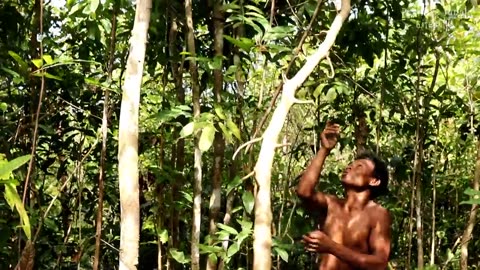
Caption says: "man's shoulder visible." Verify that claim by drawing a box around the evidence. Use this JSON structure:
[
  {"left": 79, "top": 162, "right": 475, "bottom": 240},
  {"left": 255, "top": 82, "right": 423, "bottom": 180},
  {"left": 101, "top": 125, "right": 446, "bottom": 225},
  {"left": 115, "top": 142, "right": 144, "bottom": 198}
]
[{"left": 367, "top": 202, "right": 392, "bottom": 223}]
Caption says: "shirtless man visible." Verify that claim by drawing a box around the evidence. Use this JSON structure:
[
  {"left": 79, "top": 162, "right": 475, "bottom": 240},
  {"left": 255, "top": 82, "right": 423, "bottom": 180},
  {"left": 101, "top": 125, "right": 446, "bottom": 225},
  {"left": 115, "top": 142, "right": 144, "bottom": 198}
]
[{"left": 297, "top": 122, "right": 392, "bottom": 270}]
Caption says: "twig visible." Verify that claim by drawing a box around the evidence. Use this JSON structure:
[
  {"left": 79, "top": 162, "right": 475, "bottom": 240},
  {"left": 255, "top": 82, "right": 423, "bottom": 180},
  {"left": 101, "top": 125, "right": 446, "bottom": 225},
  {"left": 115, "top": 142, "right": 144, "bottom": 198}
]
[
  {"left": 233, "top": 137, "right": 263, "bottom": 160},
  {"left": 292, "top": 98, "right": 315, "bottom": 105},
  {"left": 22, "top": 0, "right": 46, "bottom": 204},
  {"left": 325, "top": 55, "right": 335, "bottom": 78},
  {"left": 101, "top": 239, "right": 120, "bottom": 253},
  {"left": 241, "top": 170, "right": 255, "bottom": 181}
]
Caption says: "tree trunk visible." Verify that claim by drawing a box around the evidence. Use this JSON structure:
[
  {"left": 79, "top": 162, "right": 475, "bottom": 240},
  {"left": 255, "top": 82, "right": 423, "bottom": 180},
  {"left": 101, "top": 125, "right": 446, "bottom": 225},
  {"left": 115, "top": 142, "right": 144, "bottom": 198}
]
[
  {"left": 252, "top": 1, "right": 351, "bottom": 269},
  {"left": 460, "top": 143, "right": 479, "bottom": 269},
  {"left": 167, "top": 9, "right": 185, "bottom": 268},
  {"left": 206, "top": 1, "right": 225, "bottom": 269},
  {"left": 118, "top": 1, "right": 152, "bottom": 269},
  {"left": 185, "top": 0, "right": 203, "bottom": 269},
  {"left": 93, "top": 8, "right": 117, "bottom": 270}
]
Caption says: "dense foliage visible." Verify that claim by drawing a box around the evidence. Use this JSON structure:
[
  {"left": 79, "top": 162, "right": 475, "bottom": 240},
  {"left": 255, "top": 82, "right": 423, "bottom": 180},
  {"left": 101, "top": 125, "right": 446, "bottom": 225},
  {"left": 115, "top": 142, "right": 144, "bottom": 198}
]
[{"left": 0, "top": 0, "right": 479, "bottom": 269}]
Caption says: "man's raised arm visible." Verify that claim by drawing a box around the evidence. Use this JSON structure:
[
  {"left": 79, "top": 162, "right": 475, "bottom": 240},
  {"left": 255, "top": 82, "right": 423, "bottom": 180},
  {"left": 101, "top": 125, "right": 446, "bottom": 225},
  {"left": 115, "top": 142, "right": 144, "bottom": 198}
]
[{"left": 296, "top": 122, "right": 339, "bottom": 210}]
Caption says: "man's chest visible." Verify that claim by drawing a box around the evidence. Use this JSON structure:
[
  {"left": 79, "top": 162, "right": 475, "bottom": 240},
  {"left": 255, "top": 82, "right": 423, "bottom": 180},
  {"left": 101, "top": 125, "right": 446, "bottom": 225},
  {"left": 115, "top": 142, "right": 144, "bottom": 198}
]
[{"left": 322, "top": 209, "right": 371, "bottom": 251}]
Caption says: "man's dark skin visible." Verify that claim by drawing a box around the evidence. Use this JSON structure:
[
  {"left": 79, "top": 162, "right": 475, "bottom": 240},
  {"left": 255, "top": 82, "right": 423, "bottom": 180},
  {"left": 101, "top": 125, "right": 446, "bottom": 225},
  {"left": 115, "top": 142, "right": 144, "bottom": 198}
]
[{"left": 297, "top": 122, "right": 392, "bottom": 270}]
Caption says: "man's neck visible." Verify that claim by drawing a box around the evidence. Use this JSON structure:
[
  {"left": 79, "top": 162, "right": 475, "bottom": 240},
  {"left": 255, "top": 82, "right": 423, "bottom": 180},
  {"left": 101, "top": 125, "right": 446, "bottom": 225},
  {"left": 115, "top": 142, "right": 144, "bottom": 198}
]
[{"left": 344, "top": 189, "right": 372, "bottom": 211}]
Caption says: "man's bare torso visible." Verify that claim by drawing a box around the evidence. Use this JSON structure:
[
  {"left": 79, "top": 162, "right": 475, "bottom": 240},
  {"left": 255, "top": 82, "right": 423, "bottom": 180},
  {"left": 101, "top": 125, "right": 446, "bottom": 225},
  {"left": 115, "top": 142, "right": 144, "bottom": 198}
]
[{"left": 317, "top": 198, "right": 384, "bottom": 270}]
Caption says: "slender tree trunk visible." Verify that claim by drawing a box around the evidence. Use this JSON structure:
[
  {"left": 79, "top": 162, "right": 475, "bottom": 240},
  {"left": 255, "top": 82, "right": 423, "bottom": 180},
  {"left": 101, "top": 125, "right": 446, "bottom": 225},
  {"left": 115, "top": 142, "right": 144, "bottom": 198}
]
[
  {"left": 167, "top": 10, "right": 185, "bottom": 268},
  {"left": 407, "top": 175, "right": 415, "bottom": 270},
  {"left": 252, "top": 1, "right": 351, "bottom": 269},
  {"left": 93, "top": 9, "right": 117, "bottom": 270},
  {"left": 206, "top": 1, "right": 225, "bottom": 269},
  {"left": 118, "top": 1, "right": 152, "bottom": 269},
  {"left": 460, "top": 94, "right": 480, "bottom": 270},
  {"left": 185, "top": 0, "right": 203, "bottom": 269}
]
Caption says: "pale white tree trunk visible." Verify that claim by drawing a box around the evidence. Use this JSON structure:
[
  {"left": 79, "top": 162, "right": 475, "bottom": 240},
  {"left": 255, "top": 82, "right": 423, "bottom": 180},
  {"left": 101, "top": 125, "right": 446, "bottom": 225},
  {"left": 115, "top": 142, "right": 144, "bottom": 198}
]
[
  {"left": 118, "top": 0, "right": 152, "bottom": 269},
  {"left": 251, "top": 1, "right": 351, "bottom": 269},
  {"left": 185, "top": 0, "right": 203, "bottom": 269}
]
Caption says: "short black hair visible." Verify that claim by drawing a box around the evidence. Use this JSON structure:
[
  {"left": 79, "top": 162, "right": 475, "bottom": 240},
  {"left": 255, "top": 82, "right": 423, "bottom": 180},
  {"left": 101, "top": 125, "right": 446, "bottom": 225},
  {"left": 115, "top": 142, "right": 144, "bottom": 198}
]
[{"left": 355, "top": 151, "right": 389, "bottom": 199}]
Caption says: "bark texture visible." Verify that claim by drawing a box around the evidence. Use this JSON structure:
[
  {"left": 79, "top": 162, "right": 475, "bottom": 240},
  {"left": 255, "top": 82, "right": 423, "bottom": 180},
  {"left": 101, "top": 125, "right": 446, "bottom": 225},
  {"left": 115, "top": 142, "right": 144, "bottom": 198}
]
[
  {"left": 185, "top": 0, "right": 203, "bottom": 269},
  {"left": 118, "top": 0, "right": 152, "bottom": 269}
]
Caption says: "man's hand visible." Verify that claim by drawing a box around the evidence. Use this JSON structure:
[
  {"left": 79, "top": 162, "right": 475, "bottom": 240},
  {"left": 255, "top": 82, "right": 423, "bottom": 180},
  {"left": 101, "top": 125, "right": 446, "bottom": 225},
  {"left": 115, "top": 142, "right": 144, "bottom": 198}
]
[
  {"left": 302, "top": 230, "right": 334, "bottom": 253},
  {"left": 320, "top": 121, "right": 340, "bottom": 151}
]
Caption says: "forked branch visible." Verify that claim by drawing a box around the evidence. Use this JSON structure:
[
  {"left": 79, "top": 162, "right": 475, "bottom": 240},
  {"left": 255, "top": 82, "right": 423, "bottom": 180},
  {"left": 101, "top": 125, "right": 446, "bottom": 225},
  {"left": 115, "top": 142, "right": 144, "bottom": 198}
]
[{"left": 252, "top": 0, "right": 352, "bottom": 269}]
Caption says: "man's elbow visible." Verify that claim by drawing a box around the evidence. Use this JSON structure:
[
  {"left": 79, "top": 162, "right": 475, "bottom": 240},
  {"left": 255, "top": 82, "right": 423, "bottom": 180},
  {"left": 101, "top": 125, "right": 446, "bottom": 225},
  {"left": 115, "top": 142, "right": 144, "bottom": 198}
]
[{"left": 296, "top": 187, "right": 313, "bottom": 201}]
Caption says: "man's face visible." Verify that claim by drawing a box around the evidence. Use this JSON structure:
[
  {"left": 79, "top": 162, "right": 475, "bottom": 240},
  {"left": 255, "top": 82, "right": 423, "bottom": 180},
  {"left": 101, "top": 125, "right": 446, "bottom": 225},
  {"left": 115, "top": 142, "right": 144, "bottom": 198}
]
[{"left": 341, "top": 158, "right": 376, "bottom": 188}]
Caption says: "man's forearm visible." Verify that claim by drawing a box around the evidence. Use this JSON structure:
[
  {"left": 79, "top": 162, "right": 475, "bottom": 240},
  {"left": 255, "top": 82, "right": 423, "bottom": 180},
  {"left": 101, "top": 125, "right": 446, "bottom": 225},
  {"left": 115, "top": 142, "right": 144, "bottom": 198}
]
[
  {"left": 328, "top": 242, "right": 388, "bottom": 270},
  {"left": 297, "top": 148, "right": 329, "bottom": 196}
]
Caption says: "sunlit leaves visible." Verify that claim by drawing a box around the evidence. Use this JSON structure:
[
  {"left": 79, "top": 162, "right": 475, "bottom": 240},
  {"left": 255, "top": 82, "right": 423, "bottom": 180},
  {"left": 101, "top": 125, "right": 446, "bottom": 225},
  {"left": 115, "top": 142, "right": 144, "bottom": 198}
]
[
  {"left": 199, "top": 124, "right": 216, "bottom": 152},
  {"left": 169, "top": 249, "right": 190, "bottom": 264},
  {"left": 242, "top": 191, "right": 255, "bottom": 215}
]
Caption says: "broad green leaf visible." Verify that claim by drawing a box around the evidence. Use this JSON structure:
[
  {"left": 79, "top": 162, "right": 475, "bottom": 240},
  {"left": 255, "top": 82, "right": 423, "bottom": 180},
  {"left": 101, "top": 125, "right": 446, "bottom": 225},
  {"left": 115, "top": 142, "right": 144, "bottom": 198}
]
[
  {"left": 8, "top": 51, "right": 28, "bottom": 70},
  {"left": 32, "top": 59, "right": 43, "bottom": 68},
  {"left": 237, "top": 230, "right": 250, "bottom": 245},
  {"left": 226, "top": 176, "right": 242, "bottom": 195},
  {"left": 242, "top": 191, "right": 255, "bottom": 214},
  {"left": 217, "top": 223, "right": 239, "bottom": 235},
  {"left": 159, "top": 229, "right": 168, "bottom": 244},
  {"left": 238, "top": 219, "right": 253, "bottom": 232},
  {"left": 5, "top": 184, "right": 31, "bottom": 240},
  {"left": 463, "top": 188, "right": 480, "bottom": 196},
  {"left": 1, "top": 67, "right": 21, "bottom": 78},
  {"left": 208, "top": 253, "right": 218, "bottom": 265},
  {"left": 224, "top": 35, "right": 255, "bottom": 52},
  {"left": 0, "top": 103, "right": 7, "bottom": 112},
  {"left": 199, "top": 124, "right": 216, "bottom": 152},
  {"left": 42, "top": 55, "right": 54, "bottom": 65},
  {"left": 199, "top": 244, "right": 223, "bottom": 254},
  {"left": 226, "top": 119, "right": 241, "bottom": 140},
  {"left": 43, "top": 72, "right": 63, "bottom": 81},
  {"left": 0, "top": 155, "right": 31, "bottom": 180},
  {"left": 90, "top": 0, "right": 100, "bottom": 13},
  {"left": 180, "top": 122, "right": 195, "bottom": 138},
  {"left": 214, "top": 105, "right": 226, "bottom": 120},
  {"left": 274, "top": 247, "right": 289, "bottom": 262},
  {"left": 218, "top": 122, "right": 233, "bottom": 143},
  {"left": 325, "top": 88, "right": 337, "bottom": 102},
  {"left": 169, "top": 249, "right": 190, "bottom": 264},
  {"left": 227, "top": 242, "right": 240, "bottom": 258},
  {"left": 460, "top": 199, "right": 480, "bottom": 205}
]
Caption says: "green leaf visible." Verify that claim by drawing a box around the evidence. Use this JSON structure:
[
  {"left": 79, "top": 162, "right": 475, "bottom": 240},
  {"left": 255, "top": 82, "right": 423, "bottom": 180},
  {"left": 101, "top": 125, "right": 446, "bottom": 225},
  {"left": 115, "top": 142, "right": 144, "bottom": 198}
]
[
  {"left": 460, "top": 199, "right": 480, "bottom": 205},
  {"left": 237, "top": 230, "right": 250, "bottom": 245},
  {"left": 218, "top": 122, "right": 233, "bottom": 143},
  {"left": 169, "top": 249, "right": 190, "bottom": 264},
  {"left": 42, "top": 55, "right": 54, "bottom": 65},
  {"left": 199, "top": 244, "right": 223, "bottom": 254},
  {"left": 180, "top": 122, "right": 195, "bottom": 138},
  {"left": 5, "top": 184, "right": 31, "bottom": 240},
  {"left": 8, "top": 51, "right": 28, "bottom": 70},
  {"left": 199, "top": 124, "right": 216, "bottom": 152},
  {"left": 32, "top": 59, "right": 43, "bottom": 68},
  {"left": 238, "top": 219, "right": 253, "bottom": 232},
  {"left": 226, "top": 176, "right": 242, "bottom": 195},
  {"left": 0, "top": 155, "right": 31, "bottom": 180},
  {"left": 226, "top": 119, "right": 241, "bottom": 140},
  {"left": 90, "top": 0, "right": 100, "bottom": 13},
  {"left": 227, "top": 242, "right": 240, "bottom": 258},
  {"left": 274, "top": 247, "right": 289, "bottom": 262},
  {"left": 224, "top": 35, "right": 255, "bottom": 52},
  {"left": 217, "top": 223, "right": 239, "bottom": 235},
  {"left": 325, "top": 88, "right": 337, "bottom": 102},
  {"left": 463, "top": 188, "right": 480, "bottom": 196},
  {"left": 214, "top": 105, "right": 226, "bottom": 120},
  {"left": 242, "top": 191, "right": 255, "bottom": 214},
  {"left": 159, "top": 229, "right": 168, "bottom": 244},
  {"left": 208, "top": 253, "right": 218, "bottom": 265}
]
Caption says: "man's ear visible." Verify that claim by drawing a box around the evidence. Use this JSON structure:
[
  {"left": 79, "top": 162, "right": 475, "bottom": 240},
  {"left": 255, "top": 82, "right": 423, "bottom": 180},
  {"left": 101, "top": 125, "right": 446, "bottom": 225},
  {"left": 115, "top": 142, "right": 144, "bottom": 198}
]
[{"left": 369, "top": 177, "right": 381, "bottom": 187}]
